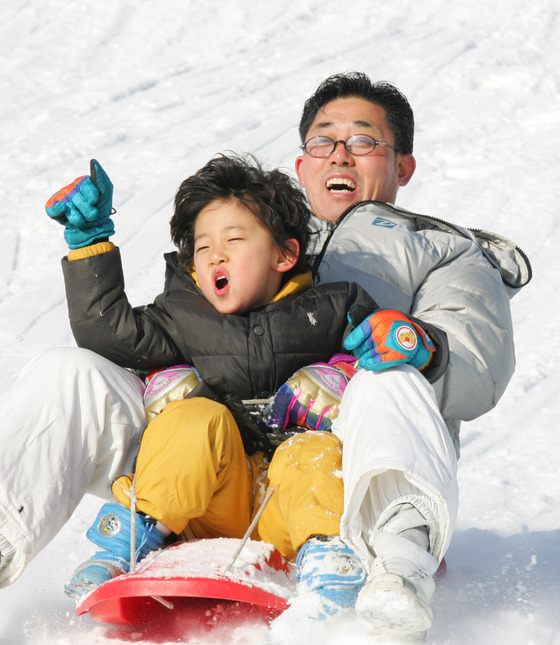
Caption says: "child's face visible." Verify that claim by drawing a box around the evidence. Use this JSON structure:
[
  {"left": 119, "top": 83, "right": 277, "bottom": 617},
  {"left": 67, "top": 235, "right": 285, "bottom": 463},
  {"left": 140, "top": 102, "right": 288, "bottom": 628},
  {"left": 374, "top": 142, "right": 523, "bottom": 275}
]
[{"left": 193, "top": 199, "right": 298, "bottom": 314}]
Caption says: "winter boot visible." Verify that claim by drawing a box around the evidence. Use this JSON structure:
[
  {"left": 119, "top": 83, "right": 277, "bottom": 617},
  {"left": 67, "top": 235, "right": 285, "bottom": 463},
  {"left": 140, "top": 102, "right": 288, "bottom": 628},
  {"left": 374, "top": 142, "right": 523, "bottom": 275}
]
[
  {"left": 64, "top": 502, "right": 166, "bottom": 599},
  {"left": 267, "top": 535, "right": 367, "bottom": 644},
  {"left": 356, "top": 530, "right": 438, "bottom": 639},
  {"left": 296, "top": 535, "right": 367, "bottom": 616}
]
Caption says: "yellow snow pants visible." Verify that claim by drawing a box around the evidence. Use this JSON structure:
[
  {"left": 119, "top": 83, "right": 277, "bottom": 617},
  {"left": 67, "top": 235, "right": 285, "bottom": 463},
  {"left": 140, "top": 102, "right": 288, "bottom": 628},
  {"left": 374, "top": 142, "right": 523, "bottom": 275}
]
[{"left": 112, "top": 397, "right": 343, "bottom": 559}]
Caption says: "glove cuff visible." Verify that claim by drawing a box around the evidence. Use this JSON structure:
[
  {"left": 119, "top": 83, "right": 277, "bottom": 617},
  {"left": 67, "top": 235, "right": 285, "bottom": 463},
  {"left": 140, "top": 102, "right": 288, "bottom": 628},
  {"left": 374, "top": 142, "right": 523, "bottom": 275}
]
[
  {"left": 410, "top": 318, "right": 449, "bottom": 384},
  {"left": 67, "top": 241, "right": 116, "bottom": 262},
  {"left": 64, "top": 217, "right": 115, "bottom": 249}
]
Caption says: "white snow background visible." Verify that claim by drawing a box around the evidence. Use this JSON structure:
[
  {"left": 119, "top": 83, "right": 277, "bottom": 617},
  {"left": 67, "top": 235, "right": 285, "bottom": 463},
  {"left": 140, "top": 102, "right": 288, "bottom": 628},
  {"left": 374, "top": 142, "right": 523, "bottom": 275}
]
[{"left": 1, "top": 0, "right": 559, "bottom": 643}]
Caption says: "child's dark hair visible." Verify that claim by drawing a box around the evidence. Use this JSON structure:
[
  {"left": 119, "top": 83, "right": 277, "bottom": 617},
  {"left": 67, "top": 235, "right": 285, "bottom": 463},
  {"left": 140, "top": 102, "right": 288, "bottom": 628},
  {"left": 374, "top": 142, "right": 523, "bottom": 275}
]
[{"left": 171, "top": 153, "right": 311, "bottom": 276}]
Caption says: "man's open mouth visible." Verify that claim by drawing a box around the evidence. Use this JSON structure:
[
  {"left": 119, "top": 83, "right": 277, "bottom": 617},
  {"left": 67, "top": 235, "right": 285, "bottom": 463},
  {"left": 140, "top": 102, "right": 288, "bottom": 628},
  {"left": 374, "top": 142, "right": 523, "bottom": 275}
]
[{"left": 326, "top": 177, "right": 357, "bottom": 193}]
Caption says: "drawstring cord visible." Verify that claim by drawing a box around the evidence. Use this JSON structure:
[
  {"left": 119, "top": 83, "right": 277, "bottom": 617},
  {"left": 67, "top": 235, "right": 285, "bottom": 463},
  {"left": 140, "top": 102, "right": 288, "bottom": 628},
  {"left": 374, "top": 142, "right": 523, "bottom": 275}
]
[
  {"left": 129, "top": 475, "right": 174, "bottom": 609},
  {"left": 129, "top": 476, "right": 137, "bottom": 574},
  {"left": 224, "top": 485, "right": 275, "bottom": 573}
]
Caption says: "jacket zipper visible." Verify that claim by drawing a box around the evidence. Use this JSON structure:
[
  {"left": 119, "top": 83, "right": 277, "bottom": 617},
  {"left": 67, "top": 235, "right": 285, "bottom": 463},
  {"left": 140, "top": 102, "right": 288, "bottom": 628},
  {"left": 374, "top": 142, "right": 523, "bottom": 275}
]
[{"left": 312, "top": 200, "right": 532, "bottom": 289}]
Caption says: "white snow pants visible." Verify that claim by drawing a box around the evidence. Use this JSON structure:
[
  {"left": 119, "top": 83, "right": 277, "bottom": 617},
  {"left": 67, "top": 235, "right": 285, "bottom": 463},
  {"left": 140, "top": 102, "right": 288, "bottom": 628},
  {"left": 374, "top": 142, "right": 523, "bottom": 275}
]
[
  {"left": 0, "top": 347, "right": 146, "bottom": 587},
  {"left": 332, "top": 365, "right": 459, "bottom": 571}
]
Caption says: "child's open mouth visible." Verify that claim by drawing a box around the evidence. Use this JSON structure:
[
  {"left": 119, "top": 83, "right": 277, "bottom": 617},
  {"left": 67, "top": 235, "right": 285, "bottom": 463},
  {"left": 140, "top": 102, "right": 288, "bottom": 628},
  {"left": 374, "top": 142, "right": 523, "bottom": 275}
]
[{"left": 214, "top": 271, "right": 229, "bottom": 295}]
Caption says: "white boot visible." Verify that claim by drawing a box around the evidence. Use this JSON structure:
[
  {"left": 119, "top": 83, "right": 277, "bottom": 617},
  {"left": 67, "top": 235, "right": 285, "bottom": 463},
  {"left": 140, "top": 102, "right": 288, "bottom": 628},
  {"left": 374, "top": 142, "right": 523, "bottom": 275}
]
[{"left": 356, "top": 530, "right": 438, "bottom": 638}]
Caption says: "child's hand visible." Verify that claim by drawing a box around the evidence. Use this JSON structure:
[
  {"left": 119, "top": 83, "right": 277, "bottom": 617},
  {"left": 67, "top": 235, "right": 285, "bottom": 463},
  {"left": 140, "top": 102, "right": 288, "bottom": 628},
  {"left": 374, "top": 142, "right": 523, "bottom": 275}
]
[
  {"left": 268, "top": 359, "right": 356, "bottom": 432},
  {"left": 143, "top": 365, "right": 201, "bottom": 422},
  {"left": 344, "top": 309, "right": 435, "bottom": 372},
  {"left": 45, "top": 159, "right": 115, "bottom": 249}
]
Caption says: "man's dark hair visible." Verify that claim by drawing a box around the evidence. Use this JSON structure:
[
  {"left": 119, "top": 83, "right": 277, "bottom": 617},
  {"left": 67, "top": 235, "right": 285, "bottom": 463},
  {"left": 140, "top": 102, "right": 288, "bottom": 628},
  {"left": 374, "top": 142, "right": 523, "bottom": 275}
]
[
  {"left": 299, "top": 72, "right": 414, "bottom": 155},
  {"left": 171, "top": 153, "right": 311, "bottom": 276}
]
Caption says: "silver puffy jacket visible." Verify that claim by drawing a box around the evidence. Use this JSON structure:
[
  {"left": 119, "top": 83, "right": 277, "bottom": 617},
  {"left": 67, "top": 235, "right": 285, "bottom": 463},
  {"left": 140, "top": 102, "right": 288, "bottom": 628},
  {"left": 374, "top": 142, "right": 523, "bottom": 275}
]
[{"left": 311, "top": 200, "right": 532, "bottom": 454}]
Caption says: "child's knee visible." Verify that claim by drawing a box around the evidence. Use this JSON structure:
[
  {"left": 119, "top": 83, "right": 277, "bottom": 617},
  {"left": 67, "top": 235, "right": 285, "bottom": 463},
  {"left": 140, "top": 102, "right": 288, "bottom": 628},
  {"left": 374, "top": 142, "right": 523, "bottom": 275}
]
[
  {"left": 267, "top": 431, "right": 343, "bottom": 493},
  {"left": 143, "top": 397, "right": 235, "bottom": 440},
  {"left": 269, "top": 431, "right": 342, "bottom": 476},
  {"left": 137, "top": 397, "right": 244, "bottom": 475}
]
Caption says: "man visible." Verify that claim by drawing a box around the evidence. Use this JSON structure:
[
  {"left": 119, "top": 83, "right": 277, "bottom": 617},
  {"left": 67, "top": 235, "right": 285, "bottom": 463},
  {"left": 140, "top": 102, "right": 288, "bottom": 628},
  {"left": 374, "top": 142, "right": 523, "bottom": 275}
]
[
  {"left": 283, "top": 72, "right": 531, "bottom": 637},
  {"left": 0, "top": 72, "right": 530, "bottom": 641}
]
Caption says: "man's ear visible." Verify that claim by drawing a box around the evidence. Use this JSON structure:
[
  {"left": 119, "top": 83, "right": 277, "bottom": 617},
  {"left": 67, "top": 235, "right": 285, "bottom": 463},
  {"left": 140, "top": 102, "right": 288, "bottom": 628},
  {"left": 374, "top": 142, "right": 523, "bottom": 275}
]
[
  {"left": 295, "top": 156, "right": 305, "bottom": 188},
  {"left": 398, "top": 153, "right": 416, "bottom": 187},
  {"left": 275, "top": 238, "right": 300, "bottom": 273}
]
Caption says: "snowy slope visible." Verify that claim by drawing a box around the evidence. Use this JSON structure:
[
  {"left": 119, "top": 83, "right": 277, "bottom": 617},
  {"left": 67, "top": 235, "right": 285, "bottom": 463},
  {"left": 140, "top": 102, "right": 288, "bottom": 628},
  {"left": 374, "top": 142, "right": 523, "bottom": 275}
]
[{"left": 1, "top": 0, "right": 559, "bottom": 643}]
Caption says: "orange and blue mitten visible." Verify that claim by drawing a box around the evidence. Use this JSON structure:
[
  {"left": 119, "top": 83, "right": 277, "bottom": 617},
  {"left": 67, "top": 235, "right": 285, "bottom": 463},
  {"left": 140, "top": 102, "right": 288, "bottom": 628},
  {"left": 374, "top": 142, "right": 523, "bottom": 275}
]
[
  {"left": 45, "top": 159, "right": 115, "bottom": 249},
  {"left": 344, "top": 309, "right": 435, "bottom": 372}
]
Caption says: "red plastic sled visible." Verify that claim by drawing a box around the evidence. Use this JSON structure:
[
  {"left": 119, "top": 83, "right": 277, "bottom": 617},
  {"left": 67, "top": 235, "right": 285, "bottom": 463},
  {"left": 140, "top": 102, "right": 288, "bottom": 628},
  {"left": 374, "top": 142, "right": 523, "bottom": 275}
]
[{"left": 76, "top": 538, "right": 295, "bottom": 628}]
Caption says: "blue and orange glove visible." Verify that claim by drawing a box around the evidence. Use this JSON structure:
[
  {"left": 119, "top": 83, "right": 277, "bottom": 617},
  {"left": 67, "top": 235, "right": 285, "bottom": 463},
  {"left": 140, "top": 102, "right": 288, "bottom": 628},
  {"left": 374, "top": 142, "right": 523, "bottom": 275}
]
[
  {"left": 45, "top": 159, "right": 115, "bottom": 249},
  {"left": 344, "top": 309, "right": 436, "bottom": 372}
]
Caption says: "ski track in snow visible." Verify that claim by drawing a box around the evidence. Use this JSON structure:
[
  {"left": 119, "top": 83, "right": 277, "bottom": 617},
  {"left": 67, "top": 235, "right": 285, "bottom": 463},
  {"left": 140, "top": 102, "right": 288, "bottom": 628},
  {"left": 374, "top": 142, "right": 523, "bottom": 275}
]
[{"left": 1, "top": 0, "right": 559, "bottom": 643}]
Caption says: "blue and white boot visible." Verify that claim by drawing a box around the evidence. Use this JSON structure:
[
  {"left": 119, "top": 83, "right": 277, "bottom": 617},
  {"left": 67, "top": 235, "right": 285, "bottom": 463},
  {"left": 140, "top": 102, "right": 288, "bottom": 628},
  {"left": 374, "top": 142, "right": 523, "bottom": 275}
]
[
  {"left": 64, "top": 502, "right": 166, "bottom": 600},
  {"left": 296, "top": 535, "right": 367, "bottom": 616},
  {"left": 267, "top": 536, "right": 366, "bottom": 644}
]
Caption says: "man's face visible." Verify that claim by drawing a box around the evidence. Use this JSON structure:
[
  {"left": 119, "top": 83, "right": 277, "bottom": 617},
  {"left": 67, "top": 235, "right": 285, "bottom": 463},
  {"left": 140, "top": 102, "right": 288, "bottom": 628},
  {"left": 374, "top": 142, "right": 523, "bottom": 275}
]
[{"left": 295, "top": 97, "right": 416, "bottom": 223}]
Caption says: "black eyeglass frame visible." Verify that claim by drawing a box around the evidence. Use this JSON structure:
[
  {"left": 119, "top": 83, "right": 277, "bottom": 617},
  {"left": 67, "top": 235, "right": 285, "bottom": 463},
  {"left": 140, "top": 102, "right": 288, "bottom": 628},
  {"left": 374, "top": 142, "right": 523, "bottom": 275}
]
[{"left": 300, "top": 134, "right": 402, "bottom": 158}]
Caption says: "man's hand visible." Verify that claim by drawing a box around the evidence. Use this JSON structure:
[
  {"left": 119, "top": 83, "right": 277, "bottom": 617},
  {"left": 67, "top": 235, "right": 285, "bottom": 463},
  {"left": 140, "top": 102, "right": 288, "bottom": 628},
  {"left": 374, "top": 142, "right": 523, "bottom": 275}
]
[
  {"left": 344, "top": 309, "right": 435, "bottom": 372},
  {"left": 45, "top": 159, "right": 115, "bottom": 249}
]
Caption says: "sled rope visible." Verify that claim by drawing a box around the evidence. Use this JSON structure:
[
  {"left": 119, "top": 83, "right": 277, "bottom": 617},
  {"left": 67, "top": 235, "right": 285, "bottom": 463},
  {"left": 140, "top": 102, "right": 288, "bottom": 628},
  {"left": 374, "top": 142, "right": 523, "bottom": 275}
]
[
  {"left": 129, "top": 475, "right": 173, "bottom": 609},
  {"left": 224, "top": 485, "right": 275, "bottom": 573},
  {"left": 130, "top": 476, "right": 137, "bottom": 574}
]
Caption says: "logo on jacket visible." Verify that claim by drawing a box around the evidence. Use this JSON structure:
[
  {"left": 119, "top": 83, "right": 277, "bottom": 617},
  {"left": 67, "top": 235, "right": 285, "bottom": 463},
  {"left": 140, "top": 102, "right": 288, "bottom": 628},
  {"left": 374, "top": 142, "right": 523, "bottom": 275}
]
[
  {"left": 395, "top": 325, "right": 418, "bottom": 350},
  {"left": 371, "top": 217, "right": 396, "bottom": 228},
  {"left": 307, "top": 312, "right": 318, "bottom": 326}
]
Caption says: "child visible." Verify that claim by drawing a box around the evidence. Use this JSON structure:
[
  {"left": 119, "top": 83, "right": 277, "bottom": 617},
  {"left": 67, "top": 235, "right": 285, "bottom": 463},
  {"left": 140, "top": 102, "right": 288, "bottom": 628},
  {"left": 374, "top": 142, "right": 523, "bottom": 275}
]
[{"left": 47, "top": 154, "right": 434, "bottom": 616}]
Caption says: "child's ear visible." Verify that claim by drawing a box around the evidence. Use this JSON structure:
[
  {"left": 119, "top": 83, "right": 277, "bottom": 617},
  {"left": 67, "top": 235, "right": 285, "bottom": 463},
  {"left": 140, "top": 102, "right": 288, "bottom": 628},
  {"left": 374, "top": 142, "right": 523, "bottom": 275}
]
[{"left": 275, "top": 238, "right": 300, "bottom": 273}]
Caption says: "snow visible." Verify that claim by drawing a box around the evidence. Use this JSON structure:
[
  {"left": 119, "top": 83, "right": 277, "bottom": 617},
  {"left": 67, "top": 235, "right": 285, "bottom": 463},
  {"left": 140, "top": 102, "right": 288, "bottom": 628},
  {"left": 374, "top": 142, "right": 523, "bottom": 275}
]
[
  {"left": 121, "top": 539, "right": 296, "bottom": 600},
  {"left": 1, "top": 0, "right": 559, "bottom": 642}
]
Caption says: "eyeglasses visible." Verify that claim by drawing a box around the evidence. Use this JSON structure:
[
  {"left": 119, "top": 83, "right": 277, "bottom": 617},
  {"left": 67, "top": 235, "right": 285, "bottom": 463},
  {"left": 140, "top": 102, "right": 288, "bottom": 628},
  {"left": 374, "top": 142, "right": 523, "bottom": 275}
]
[{"left": 300, "top": 134, "right": 401, "bottom": 158}]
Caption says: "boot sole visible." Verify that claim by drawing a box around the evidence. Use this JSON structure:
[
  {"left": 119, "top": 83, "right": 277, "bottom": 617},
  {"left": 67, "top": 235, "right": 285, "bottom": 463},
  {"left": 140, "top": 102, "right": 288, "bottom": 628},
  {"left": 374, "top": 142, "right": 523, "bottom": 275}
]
[{"left": 356, "top": 573, "right": 432, "bottom": 636}]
